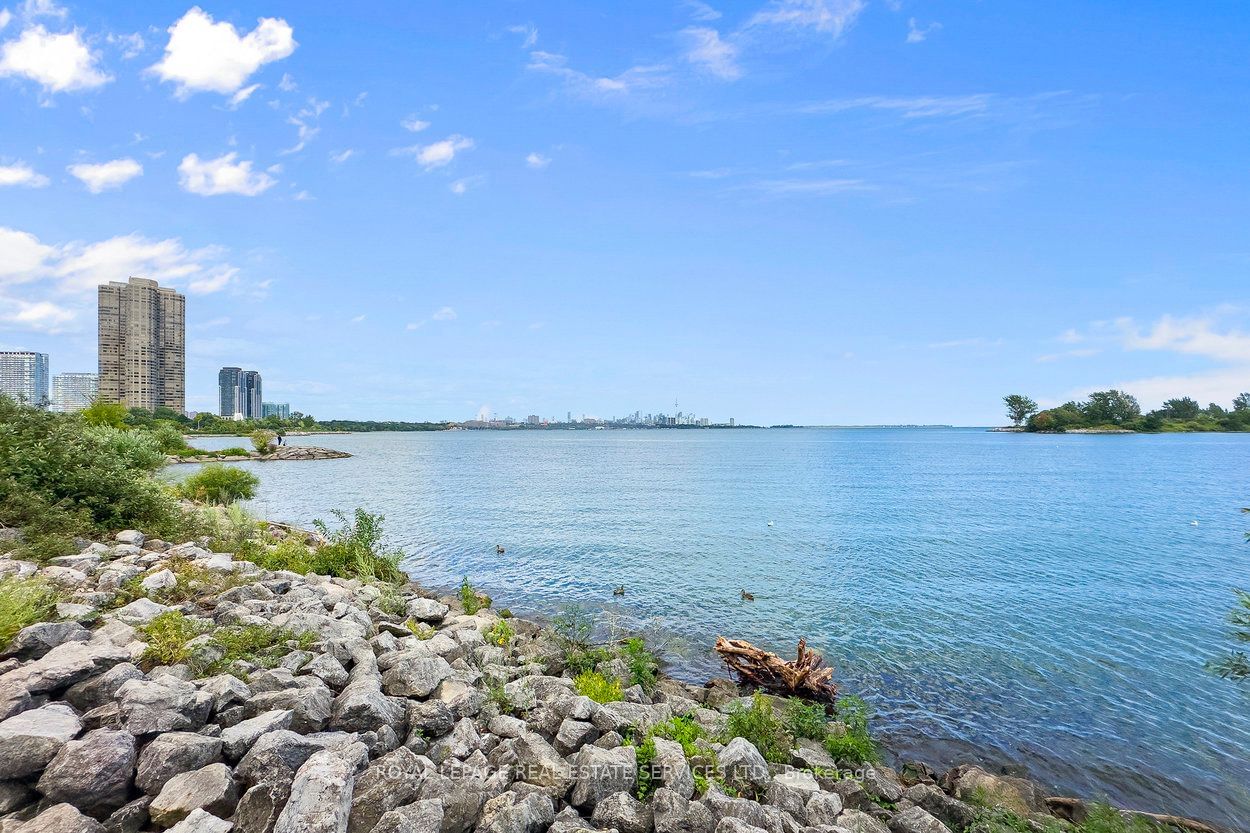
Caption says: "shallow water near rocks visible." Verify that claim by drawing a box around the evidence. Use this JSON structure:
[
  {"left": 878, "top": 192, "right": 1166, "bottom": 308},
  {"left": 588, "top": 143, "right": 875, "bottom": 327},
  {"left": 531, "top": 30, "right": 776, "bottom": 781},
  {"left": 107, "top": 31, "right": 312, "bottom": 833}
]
[{"left": 178, "top": 428, "right": 1250, "bottom": 829}]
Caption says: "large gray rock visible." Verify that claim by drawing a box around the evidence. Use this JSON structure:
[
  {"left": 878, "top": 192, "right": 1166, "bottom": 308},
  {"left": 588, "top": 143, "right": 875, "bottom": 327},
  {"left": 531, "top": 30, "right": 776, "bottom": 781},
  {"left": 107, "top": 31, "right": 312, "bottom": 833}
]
[
  {"left": 408, "top": 701, "right": 456, "bottom": 738},
  {"left": 37, "top": 728, "right": 137, "bottom": 816},
  {"left": 346, "top": 747, "right": 429, "bottom": 833},
  {"left": 117, "top": 678, "right": 213, "bottom": 735},
  {"left": 653, "top": 788, "right": 714, "bottom": 833},
  {"left": 149, "top": 763, "right": 240, "bottom": 828},
  {"left": 940, "top": 766, "right": 1046, "bottom": 817},
  {"left": 590, "top": 792, "right": 652, "bottom": 833},
  {"left": 570, "top": 745, "right": 636, "bottom": 811},
  {"left": 0, "top": 779, "right": 33, "bottom": 813},
  {"left": 114, "top": 598, "right": 173, "bottom": 625},
  {"left": 805, "top": 791, "right": 845, "bottom": 828},
  {"left": 838, "top": 809, "right": 891, "bottom": 833},
  {"left": 232, "top": 780, "right": 292, "bottom": 833},
  {"left": 719, "top": 738, "right": 770, "bottom": 793},
  {"left": 330, "top": 677, "right": 405, "bottom": 735},
  {"left": 703, "top": 790, "right": 784, "bottom": 833},
  {"left": 406, "top": 599, "right": 449, "bottom": 623},
  {"left": 650, "top": 737, "right": 694, "bottom": 800},
  {"left": 370, "top": 801, "right": 443, "bottom": 833},
  {"left": 0, "top": 702, "right": 82, "bottom": 779},
  {"left": 477, "top": 791, "right": 555, "bottom": 833},
  {"left": 103, "top": 795, "right": 152, "bottom": 833},
  {"left": 764, "top": 771, "right": 817, "bottom": 824},
  {"left": 862, "top": 768, "right": 904, "bottom": 804},
  {"left": 221, "top": 710, "right": 293, "bottom": 762},
  {"left": 888, "top": 806, "right": 952, "bottom": 833},
  {"left": 66, "top": 663, "right": 146, "bottom": 712},
  {"left": 382, "top": 656, "right": 453, "bottom": 698},
  {"left": 554, "top": 719, "right": 599, "bottom": 756},
  {"left": 427, "top": 718, "right": 480, "bottom": 765},
  {"left": 166, "top": 809, "right": 233, "bottom": 833},
  {"left": 273, "top": 749, "right": 357, "bottom": 833},
  {"left": 0, "top": 640, "right": 130, "bottom": 694},
  {"left": 900, "top": 785, "right": 976, "bottom": 832},
  {"left": 513, "top": 733, "right": 572, "bottom": 794},
  {"left": 417, "top": 773, "right": 487, "bottom": 833},
  {"left": 137, "top": 732, "right": 224, "bottom": 795},
  {"left": 246, "top": 687, "right": 333, "bottom": 734},
  {"left": 303, "top": 655, "right": 349, "bottom": 690},
  {"left": 20, "top": 803, "right": 107, "bottom": 833},
  {"left": 235, "top": 731, "right": 353, "bottom": 788},
  {"left": 199, "top": 676, "right": 252, "bottom": 715},
  {"left": 5, "top": 621, "right": 90, "bottom": 659}
]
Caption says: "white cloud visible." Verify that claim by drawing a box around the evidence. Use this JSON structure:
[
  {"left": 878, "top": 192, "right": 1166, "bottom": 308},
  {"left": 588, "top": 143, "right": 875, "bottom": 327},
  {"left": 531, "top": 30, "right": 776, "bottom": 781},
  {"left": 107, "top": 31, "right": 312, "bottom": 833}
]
[
  {"left": 525, "top": 152, "right": 550, "bottom": 169},
  {"left": 906, "top": 18, "right": 941, "bottom": 43},
  {"left": 350, "top": 314, "right": 366, "bottom": 324},
  {"left": 449, "top": 178, "right": 470, "bottom": 195},
  {"left": 148, "top": 6, "right": 295, "bottom": 98},
  {"left": 681, "top": 26, "right": 740, "bottom": 80},
  {"left": 0, "top": 226, "right": 54, "bottom": 282},
  {"left": 178, "top": 152, "right": 276, "bottom": 196},
  {"left": 395, "top": 134, "right": 474, "bottom": 171},
  {"left": 798, "top": 94, "right": 993, "bottom": 119},
  {"left": 329, "top": 149, "right": 355, "bottom": 164},
  {"left": 0, "top": 10, "right": 13, "bottom": 30},
  {"left": 1116, "top": 313, "right": 1250, "bottom": 364},
  {"left": 227, "top": 82, "right": 260, "bottom": 108},
  {"left": 506, "top": 23, "right": 537, "bottom": 48},
  {"left": 67, "top": 157, "right": 142, "bottom": 192},
  {"left": 187, "top": 265, "right": 237, "bottom": 294},
  {"left": 401, "top": 115, "right": 430, "bottom": 132},
  {"left": 0, "top": 297, "right": 75, "bottom": 332},
  {"left": 0, "top": 161, "right": 49, "bottom": 187},
  {"left": 684, "top": 1, "right": 722, "bottom": 21},
  {"left": 277, "top": 71, "right": 295, "bottom": 91},
  {"left": 1093, "top": 368, "right": 1250, "bottom": 412},
  {"left": 743, "top": 177, "right": 874, "bottom": 196},
  {"left": 747, "top": 0, "right": 865, "bottom": 37},
  {"left": 432, "top": 306, "right": 457, "bottom": 321},
  {"left": 107, "top": 31, "right": 144, "bottom": 59},
  {"left": 19, "top": 0, "right": 65, "bottom": 19},
  {"left": 527, "top": 50, "right": 669, "bottom": 99},
  {"left": 0, "top": 24, "right": 111, "bottom": 92}
]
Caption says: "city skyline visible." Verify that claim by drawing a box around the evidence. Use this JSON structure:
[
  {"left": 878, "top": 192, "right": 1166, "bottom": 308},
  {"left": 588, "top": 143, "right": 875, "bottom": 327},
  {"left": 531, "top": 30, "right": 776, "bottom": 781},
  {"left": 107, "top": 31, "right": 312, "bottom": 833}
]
[{"left": 1, "top": 3, "right": 1247, "bottom": 424}]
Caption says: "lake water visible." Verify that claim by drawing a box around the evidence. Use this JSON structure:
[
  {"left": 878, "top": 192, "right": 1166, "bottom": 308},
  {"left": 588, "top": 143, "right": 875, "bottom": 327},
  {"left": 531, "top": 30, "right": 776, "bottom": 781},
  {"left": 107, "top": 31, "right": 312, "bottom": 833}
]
[{"left": 179, "top": 428, "right": 1250, "bottom": 829}]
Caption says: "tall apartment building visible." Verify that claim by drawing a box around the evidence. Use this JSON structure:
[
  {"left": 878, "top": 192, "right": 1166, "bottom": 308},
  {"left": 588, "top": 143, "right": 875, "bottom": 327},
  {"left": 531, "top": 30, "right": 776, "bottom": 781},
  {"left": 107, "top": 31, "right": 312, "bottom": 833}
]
[
  {"left": 0, "top": 351, "right": 50, "bottom": 408},
  {"left": 98, "top": 277, "right": 185, "bottom": 412},
  {"left": 262, "top": 402, "right": 290, "bottom": 419},
  {"left": 51, "top": 372, "right": 99, "bottom": 412},
  {"left": 218, "top": 367, "right": 263, "bottom": 419}
]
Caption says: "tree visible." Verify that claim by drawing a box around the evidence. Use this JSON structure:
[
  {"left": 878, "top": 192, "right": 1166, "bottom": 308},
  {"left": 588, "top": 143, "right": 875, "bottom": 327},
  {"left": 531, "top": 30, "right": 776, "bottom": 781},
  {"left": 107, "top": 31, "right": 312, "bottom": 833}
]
[
  {"left": 1003, "top": 395, "right": 1039, "bottom": 426},
  {"left": 1207, "top": 508, "right": 1250, "bottom": 682},
  {"left": 1157, "top": 397, "right": 1201, "bottom": 420},
  {"left": 1233, "top": 393, "right": 1250, "bottom": 412},
  {"left": 80, "top": 400, "right": 129, "bottom": 429},
  {"left": 1082, "top": 389, "right": 1141, "bottom": 425}
]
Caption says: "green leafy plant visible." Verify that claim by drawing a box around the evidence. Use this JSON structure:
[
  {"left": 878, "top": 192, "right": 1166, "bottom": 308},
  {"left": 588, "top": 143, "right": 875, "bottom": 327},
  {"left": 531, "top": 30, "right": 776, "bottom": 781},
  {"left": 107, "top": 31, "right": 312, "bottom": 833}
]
[
  {"left": 0, "top": 576, "right": 58, "bottom": 644},
  {"left": 621, "top": 636, "right": 659, "bottom": 692},
  {"left": 1207, "top": 507, "right": 1250, "bottom": 681},
  {"left": 823, "top": 694, "right": 878, "bottom": 765},
  {"left": 139, "top": 610, "right": 313, "bottom": 676},
  {"left": 783, "top": 697, "right": 830, "bottom": 740},
  {"left": 216, "top": 447, "right": 251, "bottom": 457},
  {"left": 550, "top": 604, "right": 610, "bottom": 674},
  {"left": 723, "top": 692, "right": 792, "bottom": 764},
  {"left": 251, "top": 430, "right": 276, "bottom": 454},
  {"left": 375, "top": 584, "right": 408, "bottom": 617},
  {"left": 139, "top": 610, "right": 212, "bottom": 666},
  {"left": 178, "top": 463, "right": 259, "bottom": 505},
  {"left": 485, "top": 618, "right": 515, "bottom": 647},
  {"left": 459, "top": 576, "right": 492, "bottom": 614},
  {"left": 311, "top": 509, "right": 405, "bottom": 584},
  {"left": 484, "top": 675, "right": 514, "bottom": 713},
  {"left": 574, "top": 670, "right": 623, "bottom": 703},
  {"left": 405, "top": 619, "right": 435, "bottom": 639}
]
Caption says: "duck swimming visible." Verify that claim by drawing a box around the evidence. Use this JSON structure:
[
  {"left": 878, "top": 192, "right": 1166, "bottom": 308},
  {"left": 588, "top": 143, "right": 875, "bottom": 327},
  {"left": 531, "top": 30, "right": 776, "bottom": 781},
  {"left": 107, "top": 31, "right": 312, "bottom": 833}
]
[
  {"left": 495, "top": 544, "right": 506, "bottom": 554},
  {"left": 741, "top": 589, "right": 755, "bottom": 601},
  {"left": 613, "top": 585, "right": 625, "bottom": 596}
]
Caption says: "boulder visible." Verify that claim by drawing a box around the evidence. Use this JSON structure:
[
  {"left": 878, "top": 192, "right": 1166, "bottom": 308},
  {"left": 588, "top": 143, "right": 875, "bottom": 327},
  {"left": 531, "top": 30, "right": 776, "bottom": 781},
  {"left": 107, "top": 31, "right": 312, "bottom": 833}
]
[
  {"left": 428, "top": 718, "right": 480, "bottom": 765},
  {"left": 66, "top": 663, "right": 146, "bottom": 712},
  {"left": 888, "top": 807, "right": 951, "bottom": 833},
  {"left": 114, "top": 598, "right": 173, "bottom": 625},
  {"left": 235, "top": 731, "right": 352, "bottom": 788},
  {"left": 408, "top": 701, "right": 456, "bottom": 738},
  {"left": 346, "top": 747, "right": 429, "bottom": 833},
  {"left": 5, "top": 622, "right": 90, "bottom": 659},
  {"left": 220, "top": 710, "right": 293, "bottom": 762},
  {"left": 0, "top": 779, "right": 33, "bottom": 813},
  {"left": 136, "top": 732, "right": 224, "bottom": 795},
  {"left": 554, "top": 719, "right": 599, "bottom": 756},
  {"left": 805, "top": 792, "right": 845, "bottom": 828},
  {"left": 653, "top": 787, "right": 715, "bottom": 833},
  {"left": 0, "top": 702, "right": 82, "bottom": 779},
  {"left": 232, "top": 779, "right": 292, "bottom": 833},
  {"left": 0, "top": 640, "right": 129, "bottom": 694},
  {"left": 702, "top": 790, "right": 784, "bottom": 833},
  {"left": 417, "top": 773, "right": 487, "bottom": 833},
  {"left": 273, "top": 748, "right": 360, "bottom": 833},
  {"left": 649, "top": 737, "right": 694, "bottom": 800},
  {"left": 166, "top": 809, "right": 233, "bottom": 833},
  {"left": 901, "top": 785, "right": 976, "bottom": 832},
  {"left": 198, "top": 675, "right": 252, "bottom": 713},
  {"left": 590, "top": 702, "right": 670, "bottom": 735},
  {"left": 246, "top": 687, "right": 333, "bottom": 734},
  {"left": 838, "top": 809, "right": 891, "bottom": 833},
  {"left": 940, "top": 766, "right": 1046, "bottom": 817},
  {"left": 116, "top": 531, "right": 146, "bottom": 546},
  {"left": 719, "top": 737, "right": 770, "bottom": 793},
  {"left": 382, "top": 656, "right": 453, "bottom": 698},
  {"left": 477, "top": 791, "right": 555, "bottom": 833},
  {"left": 142, "top": 570, "right": 178, "bottom": 593},
  {"left": 487, "top": 715, "right": 527, "bottom": 739},
  {"left": 371, "top": 801, "right": 444, "bottom": 833},
  {"left": 407, "top": 599, "right": 449, "bottom": 623},
  {"left": 713, "top": 820, "right": 768, "bottom": 833},
  {"left": 21, "top": 803, "right": 107, "bottom": 833},
  {"left": 117, "top": 678, "right": 213, "bottom": 735},
  {"left": 37, "top": 728, "right": 137, "bottom": 816},
  {"left": 330, "top": 677, "right": 405, "bottom": 735},
  {"left": 570, "top": 745, "right": 636, "bottom": 811},
  {"left": 513, "top": 733, "right": 572, "bottom": 794},
  {"left": 102, "top": 796, "right": 152, "bottom": 833},
  {"left": 303, "top": 655, "right": 349, "bottom": 690},
  {"left": 862, "top": 768, "right": 904, "bottom": 804},
  {"left": 149, "top": 763, "right": 240, "bottom": 828},
  {"left": 590, "top": 792, "right": 652, "bottom": 833}
]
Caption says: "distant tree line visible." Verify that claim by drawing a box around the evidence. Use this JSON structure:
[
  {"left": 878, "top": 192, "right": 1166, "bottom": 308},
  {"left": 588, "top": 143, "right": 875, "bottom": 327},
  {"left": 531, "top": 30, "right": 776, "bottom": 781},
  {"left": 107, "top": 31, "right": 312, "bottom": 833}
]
[
  {"left": 317, "top": 419, "right": 450, "bottom": 432},
  {"left": 1002, "top": 391, "right": 1250, "bottom": 432}
]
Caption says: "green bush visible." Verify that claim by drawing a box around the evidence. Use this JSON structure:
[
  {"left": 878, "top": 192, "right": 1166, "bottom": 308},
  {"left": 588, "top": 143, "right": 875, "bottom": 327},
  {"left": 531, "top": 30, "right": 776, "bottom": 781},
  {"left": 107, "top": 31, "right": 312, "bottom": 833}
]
[
  {"left": 139, "top": 610, "right": 212, "bottom": 666},
  {"left": 485, "top": 618, "right": 515, "bottom": 647},
  {"left": 574, "top": 670, "right": 623, "bottom": 703},
  {"left": 178, "top": 463, "right": 259, "bottom": 505},
  {"left": 549, "top": 604, "right": 611, "bottom": 674},
  {"left": 406, "top": 619, "right": 435, "bottom": 639},
  {"left": 824, "top": 694, "right": 878, "bottom": 764},
  {"left": 723, "top": 692, "right": 792, "bottom": 763},
  {"left": 0, "top": 576, "right": 58, "bottom": 644},
  {"left": 621, "top": 636, "right": 659, "bottom": 692},
  {"left": 312, "top": 509, "right": 405, "bottom": 584},
  {"left": 634, "top": 717, "right": 708, "bottom": 800},
  {"left": 151, "top": 421, "right": 193, "bottom": 454},
  {"left": 459, "top": 576, "right": 491, "bottom": 614},
  {"left": 216, "top": 447, "right": 251, "bottom": 457},
  {"left": 0, "top": 397, "right": 196, "bottom": 554},
  {"left": 783, "top": 697, "right": 830, "bottom": 740},
  {"left": 251, "top": 430, "right": 276, "bottom": 454},
  {"left": 139, "top": 610, "right": 313, "bottom": 676}
]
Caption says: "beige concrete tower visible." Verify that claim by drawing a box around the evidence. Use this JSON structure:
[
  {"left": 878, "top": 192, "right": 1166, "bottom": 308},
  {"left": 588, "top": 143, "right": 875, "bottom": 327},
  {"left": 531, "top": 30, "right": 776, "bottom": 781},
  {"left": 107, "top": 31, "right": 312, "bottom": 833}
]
[{"left": 98, "top": 277, "right": 185, "bottom": 412}]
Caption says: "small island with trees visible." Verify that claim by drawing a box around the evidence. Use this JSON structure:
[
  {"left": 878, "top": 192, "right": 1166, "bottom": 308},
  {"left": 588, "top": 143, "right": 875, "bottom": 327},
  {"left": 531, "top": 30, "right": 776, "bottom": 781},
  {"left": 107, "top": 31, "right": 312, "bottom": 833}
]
[{"left": 999, "top": 391, "right": 1250, "bottom": 433}]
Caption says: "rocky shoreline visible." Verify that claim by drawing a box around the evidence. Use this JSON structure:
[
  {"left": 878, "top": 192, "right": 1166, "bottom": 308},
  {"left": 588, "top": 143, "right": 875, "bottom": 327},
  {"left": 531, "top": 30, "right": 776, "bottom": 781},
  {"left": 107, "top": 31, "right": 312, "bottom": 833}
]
[
  {"left": 0, "top": 529, "right": 1226, "bottom": 833},
  {"left": 165, "top": 447, "right": 352, "bottom": 465}
]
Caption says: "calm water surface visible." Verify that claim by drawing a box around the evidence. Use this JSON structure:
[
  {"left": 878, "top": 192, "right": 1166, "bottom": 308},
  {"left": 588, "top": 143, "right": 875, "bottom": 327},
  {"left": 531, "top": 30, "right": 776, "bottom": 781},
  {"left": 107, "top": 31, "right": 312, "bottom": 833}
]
[{"left": 181, "top": 429, "right": 1250, "bottom": 829}]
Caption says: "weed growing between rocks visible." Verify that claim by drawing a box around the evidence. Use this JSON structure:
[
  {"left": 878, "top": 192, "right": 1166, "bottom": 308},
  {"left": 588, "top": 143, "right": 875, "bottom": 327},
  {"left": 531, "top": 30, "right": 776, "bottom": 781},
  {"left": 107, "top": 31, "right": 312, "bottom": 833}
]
[
  {"left": 574, "top": 670, "right": 623, "bottom": 703},
  {"left": 313, "top": 509, "right": 405, "bottom": 584},
  {"left": 824, "top": 694, "right": 878, "bottom": 765},
  {"left": 485, "top": 618, "right": 515, "bottom": 648},
  {"left": 723, "top": 692, "right": 792, "bottom": 763},
  {"left": 783, "top": 696, "right": 829, "bottom": 740},
  {"left": 138, "top": 610, "right": 314, "bottom": 677},
  {"left": 620, "top": 636, "right": 659, "bottom": 693},
  {"left": 405, "top": 619, "right": 436, "bottom": 639},
  {"left": 459, "top": 576, "right": 492, "bottom": 614},
  {"left": 0, "top": 575, "right": 57, "bottom": 643}
]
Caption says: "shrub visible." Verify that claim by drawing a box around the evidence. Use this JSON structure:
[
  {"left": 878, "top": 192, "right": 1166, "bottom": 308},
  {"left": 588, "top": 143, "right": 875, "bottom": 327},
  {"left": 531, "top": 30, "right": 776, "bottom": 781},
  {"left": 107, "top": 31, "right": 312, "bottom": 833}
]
[
  {"left": 635, "top": 717, "right": 708, "bottom": 800},
  {"left": 723, "top": 692, "right": 792, "bottom": 764},
  {"left": 0, "top": 576, "right": 57, "bottom": 644},
  {"left": 406, "top": 619, "right": 435, "bottom": 639},
  {"left": 251, "top": 430, "right": 276, "bottom": 454},
  {"left": 574, "top": 670, "right": 623, "bottom": 703},
  {"left": 178, "top": 463, "right": 259, "bottom": 505},
  {"left": 139, "top": 610, "right": 212, "bottom": 666},
  {"left": 216, "top": 447, "right": 251, "bottom": 457},
  {"left": 80, "top": 399, "right": 129, "bottom": 429},
  {"left": 824, "top": 694, "right": 878, "bottom": 765},
  {"left": 151, "top": 421, "right": 192, "bottom": 454},
  {"left": 550, "top": 604, "right": 609, "bottom": 674},
  {"left": 139, "top": 610, "right": 313, "bottom": 676},
  {"left": 484, "top": 676, "right": 514, "bottom": 713},
  {"left": 485, "top": 618, "right": 515, "bottom": 647},
  {"left": 621, "top": 636, "right": 660, "bottom": 693},
  {"left": 312, "top": 509, "right": 405, "bottom": 584},
  {"left": 459, "top": 576, "right": 491, "bottom": 614},
  {"left": 202, "top": 504, "right": 261, "bottom": 552},
  {"left": 783, "top": 697, "right": 829, "bottom": 741},
  {"left": 236, "top": 536, "right": 316, "bottom": 573},
  {"left": 376, "top": 585, "right": 408, "bottom": 617}
]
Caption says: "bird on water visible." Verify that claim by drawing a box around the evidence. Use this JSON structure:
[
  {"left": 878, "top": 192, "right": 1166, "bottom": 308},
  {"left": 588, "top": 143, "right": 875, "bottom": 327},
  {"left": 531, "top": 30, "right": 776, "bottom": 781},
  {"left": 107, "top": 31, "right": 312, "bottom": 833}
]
[{"left": 741, "top": 589, "right": 755, "bottom": 601}]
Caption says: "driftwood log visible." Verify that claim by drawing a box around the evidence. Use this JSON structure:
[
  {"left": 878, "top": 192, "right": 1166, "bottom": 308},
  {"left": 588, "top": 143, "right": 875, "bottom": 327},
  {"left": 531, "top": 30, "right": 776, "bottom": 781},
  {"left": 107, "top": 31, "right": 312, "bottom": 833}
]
[
  {"left": 714, "top": 636, "right": 838, "bottom": 704},
  {"left": 1046, "top": 798, "right": 1227, "bottom": 833}
]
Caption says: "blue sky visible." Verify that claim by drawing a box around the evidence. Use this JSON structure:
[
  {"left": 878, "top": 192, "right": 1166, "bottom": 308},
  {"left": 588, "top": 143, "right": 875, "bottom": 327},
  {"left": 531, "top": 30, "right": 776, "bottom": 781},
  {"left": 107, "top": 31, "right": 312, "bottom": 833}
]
[{"left": 1, "top": 0, "right": 1247, "bottom": 424}]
